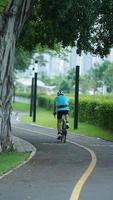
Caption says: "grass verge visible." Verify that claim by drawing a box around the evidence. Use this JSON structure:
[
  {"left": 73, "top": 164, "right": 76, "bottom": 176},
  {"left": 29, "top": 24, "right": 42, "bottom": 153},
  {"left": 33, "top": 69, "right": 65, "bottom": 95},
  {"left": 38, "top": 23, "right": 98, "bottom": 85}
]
[
  {"left": 12, "top": 102, "right": 113, "bottom": 142},
  {"left": 0, "top": 152, "right": 29, "bottom": 176},
  {"left": 0, "top": 102, "right": 30, "bottom": 176}
]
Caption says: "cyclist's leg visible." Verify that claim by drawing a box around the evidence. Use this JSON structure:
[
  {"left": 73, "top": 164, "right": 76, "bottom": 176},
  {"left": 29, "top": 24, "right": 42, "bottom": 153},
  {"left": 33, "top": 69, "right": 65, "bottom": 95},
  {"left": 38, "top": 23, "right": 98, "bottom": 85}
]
[
  {"left": 57, "top": 119, "right": 62, "bottom": 133},
  {"left": 57, "top": 112, "right": 62, "bottom": 139},
  {"left": 65, "top": 111, "right": 69, "bottom": 128}
]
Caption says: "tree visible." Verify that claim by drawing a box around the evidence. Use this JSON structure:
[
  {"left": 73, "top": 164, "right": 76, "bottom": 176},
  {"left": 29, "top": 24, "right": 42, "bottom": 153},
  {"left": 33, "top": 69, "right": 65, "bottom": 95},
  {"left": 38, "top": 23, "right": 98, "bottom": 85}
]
[
  {"left": 103, "top": 62, "right": 113, "bottom": 92},
  {"left": 59, "top": 79, "right": 70, "bottom": 93},
  {"left": 88, "top": 60, "right": 110, "bottom": 93},
  {"left": 66, "top": 68, "right": 75, "bottom": 87},
  {"left": 1, "top": 0, "right": 113, "bottom": 151},
  {"left": 79, "top": 75, "right": 91, "bottom": 94},
  {"left": 79, "top": 60, "right": 113, "bottom": 94},
  {"left": 0, "top": 0, "right": 34, "bottom": 151}
]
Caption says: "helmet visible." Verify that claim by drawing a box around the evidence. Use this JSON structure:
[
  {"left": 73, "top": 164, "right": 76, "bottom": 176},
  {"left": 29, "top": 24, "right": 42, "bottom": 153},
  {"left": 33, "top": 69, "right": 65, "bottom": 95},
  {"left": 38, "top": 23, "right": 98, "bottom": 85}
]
[{"left": 57, "top": 90, "right": 64, "bottom": 96}]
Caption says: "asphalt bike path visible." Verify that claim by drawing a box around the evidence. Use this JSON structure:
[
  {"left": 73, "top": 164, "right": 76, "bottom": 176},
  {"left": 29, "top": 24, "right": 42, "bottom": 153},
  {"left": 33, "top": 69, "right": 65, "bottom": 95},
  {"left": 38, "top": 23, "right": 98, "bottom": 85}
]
[{"left": 0, "top": 117, "right": 113, "bottom": 200}]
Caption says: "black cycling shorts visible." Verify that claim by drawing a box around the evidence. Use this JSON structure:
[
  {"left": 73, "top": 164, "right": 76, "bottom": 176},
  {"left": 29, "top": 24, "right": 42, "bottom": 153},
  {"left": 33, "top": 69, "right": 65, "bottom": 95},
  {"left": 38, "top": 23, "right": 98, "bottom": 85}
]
[{"left": 57, "top": 110, "right": 69, "bottom": 119}]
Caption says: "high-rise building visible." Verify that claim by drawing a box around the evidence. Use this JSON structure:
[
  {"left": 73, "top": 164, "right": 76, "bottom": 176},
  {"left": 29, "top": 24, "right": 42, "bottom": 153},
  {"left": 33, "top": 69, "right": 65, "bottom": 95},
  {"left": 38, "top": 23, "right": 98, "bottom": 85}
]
[{"left": 25, "top": 48, "right": 113, "bottom": 78}]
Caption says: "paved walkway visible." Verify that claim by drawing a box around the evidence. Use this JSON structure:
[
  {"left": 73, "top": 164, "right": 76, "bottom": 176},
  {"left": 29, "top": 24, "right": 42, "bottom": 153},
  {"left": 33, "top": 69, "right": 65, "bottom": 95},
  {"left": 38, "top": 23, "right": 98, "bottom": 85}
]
[{"left": 0, "top": 112, "right": 113, "bottom": 200}]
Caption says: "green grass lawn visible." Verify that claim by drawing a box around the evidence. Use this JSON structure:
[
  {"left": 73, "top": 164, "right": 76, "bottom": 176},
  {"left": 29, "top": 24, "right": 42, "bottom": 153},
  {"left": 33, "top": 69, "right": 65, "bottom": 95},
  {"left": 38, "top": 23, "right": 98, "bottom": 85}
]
[
  {"left": 12, "top": 102, "right": 113, "bottom": 142},
  {"left": 0, "top": 152, "right": 29, "bottom": 176},
  {"left": 12, "top": 102, "right": 30, "bottom": 112}
]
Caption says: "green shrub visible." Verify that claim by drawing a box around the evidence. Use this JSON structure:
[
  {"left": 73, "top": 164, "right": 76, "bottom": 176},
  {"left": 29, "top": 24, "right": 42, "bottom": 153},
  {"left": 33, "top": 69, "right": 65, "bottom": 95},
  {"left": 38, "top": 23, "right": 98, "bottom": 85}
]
[
  {"left": 95, "top": 101, "right": 113, "bottom": 130},
  {"left": 79, "top": 99, "right": 88, "bottom": 122},
  {"left": 38, "top": 95, "right": 54, "bottom": 110},
  {"left": 16, "top": 92, "right": 31, "bottom": 98}
]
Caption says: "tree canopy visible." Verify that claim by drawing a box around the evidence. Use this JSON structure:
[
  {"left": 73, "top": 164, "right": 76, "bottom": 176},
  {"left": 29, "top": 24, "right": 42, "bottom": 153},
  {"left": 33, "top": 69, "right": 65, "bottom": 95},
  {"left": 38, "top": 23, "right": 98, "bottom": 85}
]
[
  {"left": 14, "top": 46, "right": 31, "bottom": 71},
  {"left": 0, "top": 0, "right": 10, "bottom": 13},
  {"left": 18, "top": 0, "right": 113, "bottom": 57}
]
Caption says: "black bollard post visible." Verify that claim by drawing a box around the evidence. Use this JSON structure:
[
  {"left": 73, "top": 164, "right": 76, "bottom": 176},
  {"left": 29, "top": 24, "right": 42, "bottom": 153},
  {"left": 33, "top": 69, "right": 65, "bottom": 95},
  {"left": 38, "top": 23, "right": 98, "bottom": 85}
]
[
  {"left": 30, "top": 77, "right": 34, "bottom": 116},
  {"left": 33, "top": 72, "right": 37, "bottom": 122},
  {"left": 74, "top": 65, "right": 80, "bottom": 129}
]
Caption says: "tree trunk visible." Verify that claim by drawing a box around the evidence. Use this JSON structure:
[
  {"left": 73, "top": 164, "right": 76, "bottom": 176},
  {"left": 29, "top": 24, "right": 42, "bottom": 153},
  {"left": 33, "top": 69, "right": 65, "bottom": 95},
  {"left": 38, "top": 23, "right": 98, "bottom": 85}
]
[{"left": 0, "top": 0, "right": 33, "bottom": 151}]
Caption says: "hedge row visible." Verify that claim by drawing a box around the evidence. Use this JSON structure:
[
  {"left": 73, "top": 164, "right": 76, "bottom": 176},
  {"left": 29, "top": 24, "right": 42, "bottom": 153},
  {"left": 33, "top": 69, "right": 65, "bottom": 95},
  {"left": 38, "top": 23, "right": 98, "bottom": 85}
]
[
  {"left": 38, "top": 94, "right": 113, "bottom": 130},
  {"left": 15, "top": 92, "right": 113, "bottom": 130},
  {"left": 38, "top": 95, "right": 54, "bottom": 110}
]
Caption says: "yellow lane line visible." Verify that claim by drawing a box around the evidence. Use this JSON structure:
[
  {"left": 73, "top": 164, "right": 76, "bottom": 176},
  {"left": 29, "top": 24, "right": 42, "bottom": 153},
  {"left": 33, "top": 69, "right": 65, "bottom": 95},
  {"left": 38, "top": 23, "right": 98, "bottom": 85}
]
[
  {"left": 13, "top": 126, "right": 97, "bottom": 200},
  {"left": 69, "top": 141, "right": 97, "bottom": 200}
]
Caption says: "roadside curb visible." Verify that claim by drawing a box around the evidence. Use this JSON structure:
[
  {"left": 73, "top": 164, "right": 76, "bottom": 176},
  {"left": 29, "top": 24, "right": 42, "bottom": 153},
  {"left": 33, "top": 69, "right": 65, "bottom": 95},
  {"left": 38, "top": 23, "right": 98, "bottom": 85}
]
[
  {"left": 12, "top": 136, "right": 36, "bottom": 153},
  {"left": 0, "top": 136, "right": 36, "bottom": 180}
]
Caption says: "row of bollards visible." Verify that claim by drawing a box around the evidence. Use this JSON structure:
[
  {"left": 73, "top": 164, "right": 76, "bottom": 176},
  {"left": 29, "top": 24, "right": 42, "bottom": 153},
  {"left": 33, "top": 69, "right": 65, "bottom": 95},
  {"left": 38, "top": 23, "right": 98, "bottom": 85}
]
[{"left": 29, "top": 65, "right": 80, "bottom": 129}]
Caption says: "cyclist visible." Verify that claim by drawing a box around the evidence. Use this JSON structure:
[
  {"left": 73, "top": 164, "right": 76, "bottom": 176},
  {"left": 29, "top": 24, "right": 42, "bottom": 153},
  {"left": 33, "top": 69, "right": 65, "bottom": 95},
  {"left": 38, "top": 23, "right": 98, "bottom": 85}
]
[{"left": 53, "top": 90, "right": 70, "bottom": 139}]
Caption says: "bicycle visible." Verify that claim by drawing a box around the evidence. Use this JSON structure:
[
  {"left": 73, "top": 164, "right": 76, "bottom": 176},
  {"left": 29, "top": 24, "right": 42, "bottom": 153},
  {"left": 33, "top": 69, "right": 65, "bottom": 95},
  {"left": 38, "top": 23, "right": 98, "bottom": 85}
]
[{"left": 59, "top": 114, "right": 67, "bottom": 143}]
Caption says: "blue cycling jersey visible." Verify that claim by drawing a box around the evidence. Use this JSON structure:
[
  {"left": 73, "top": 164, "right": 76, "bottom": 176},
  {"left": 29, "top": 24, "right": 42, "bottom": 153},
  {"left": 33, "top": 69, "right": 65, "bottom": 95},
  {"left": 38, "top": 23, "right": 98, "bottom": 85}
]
[{"left": 54, "top": 95, "right": 70, "bottom": 112}]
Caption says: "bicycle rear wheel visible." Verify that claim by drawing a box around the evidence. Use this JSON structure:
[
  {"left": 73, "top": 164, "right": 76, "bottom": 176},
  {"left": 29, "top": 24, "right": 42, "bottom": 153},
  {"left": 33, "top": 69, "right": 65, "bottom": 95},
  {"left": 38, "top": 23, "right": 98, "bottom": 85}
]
[{"left": 61, "top": 130, "right": 67, "bottom": 143}]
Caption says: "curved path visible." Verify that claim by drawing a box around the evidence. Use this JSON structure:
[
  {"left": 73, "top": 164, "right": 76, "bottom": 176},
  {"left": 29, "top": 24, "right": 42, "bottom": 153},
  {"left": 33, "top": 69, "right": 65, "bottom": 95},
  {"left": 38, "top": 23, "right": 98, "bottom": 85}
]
[{"left": 0, "top": 117, "right": 113, "bottom": 200}]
